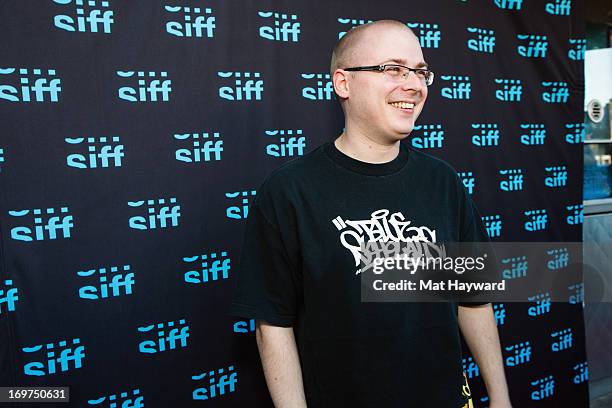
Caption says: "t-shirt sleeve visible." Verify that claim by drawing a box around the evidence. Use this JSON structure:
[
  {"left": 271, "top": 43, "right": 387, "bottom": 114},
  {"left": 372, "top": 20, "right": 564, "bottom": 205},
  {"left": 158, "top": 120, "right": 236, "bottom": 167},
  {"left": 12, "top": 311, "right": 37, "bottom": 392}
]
[
  {"left": 228, "top": 181, "right": 302, "bottom": 327},
  {"left": 455, "top": 174, "right": 494, "bottom": 307}
]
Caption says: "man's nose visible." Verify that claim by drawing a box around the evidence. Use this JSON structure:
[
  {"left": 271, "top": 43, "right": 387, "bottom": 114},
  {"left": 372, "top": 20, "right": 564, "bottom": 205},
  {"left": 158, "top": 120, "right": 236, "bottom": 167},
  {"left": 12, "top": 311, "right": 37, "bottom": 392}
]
[{"left": 401, "top": 71, "right": 424, "bottom": 92}]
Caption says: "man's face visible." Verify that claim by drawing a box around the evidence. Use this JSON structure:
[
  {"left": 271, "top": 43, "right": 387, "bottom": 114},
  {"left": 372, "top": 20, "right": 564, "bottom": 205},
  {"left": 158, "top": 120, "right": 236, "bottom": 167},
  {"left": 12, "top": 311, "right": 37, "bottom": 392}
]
[{"left": 344, "top": 26, "right": 428, "bottom": 142}]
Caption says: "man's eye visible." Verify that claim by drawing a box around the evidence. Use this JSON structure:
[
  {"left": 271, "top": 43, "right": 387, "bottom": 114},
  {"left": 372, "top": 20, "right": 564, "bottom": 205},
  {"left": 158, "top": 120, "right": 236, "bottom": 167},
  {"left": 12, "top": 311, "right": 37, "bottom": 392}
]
[
  {"left": 386, "top": 67, "right": 402, "bottom": 75},
  {"left": 416, "top": 69, "right": 428, "bottom": 77}
]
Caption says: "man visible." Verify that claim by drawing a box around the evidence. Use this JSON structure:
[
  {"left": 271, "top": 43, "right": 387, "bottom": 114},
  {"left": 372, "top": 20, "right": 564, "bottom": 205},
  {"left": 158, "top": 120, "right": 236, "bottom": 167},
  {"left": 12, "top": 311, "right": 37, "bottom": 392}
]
[{"left": 230, "top": 20, "right": 512, "bottom": 407}]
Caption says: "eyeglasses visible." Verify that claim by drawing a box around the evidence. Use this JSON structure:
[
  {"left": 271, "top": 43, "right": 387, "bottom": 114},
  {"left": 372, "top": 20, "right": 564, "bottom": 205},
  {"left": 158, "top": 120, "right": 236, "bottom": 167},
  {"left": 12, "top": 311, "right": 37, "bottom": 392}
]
[{"left": 343, "top": 64, "right": 435, "bottom": 86}]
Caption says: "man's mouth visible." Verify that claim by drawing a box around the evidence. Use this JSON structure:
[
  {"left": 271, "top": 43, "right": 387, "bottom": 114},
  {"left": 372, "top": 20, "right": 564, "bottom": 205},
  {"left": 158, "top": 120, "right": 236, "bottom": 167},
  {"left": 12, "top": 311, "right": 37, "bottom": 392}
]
[{"left": 389, "top": 101, "right": 416, "bottom": 110}]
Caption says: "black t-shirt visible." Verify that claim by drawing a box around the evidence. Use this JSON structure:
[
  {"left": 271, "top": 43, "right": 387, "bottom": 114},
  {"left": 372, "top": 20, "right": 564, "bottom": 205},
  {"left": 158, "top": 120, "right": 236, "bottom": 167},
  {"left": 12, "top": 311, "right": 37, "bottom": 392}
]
[{"left": 230, "top": 140, "right": 489, "bottom": 407}]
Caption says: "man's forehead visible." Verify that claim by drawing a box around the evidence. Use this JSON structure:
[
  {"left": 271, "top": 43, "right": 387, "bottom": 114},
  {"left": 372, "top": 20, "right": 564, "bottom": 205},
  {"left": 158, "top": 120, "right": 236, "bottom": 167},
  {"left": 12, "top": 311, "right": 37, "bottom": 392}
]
[
  {"left": 352, "top": 26, "right": 425, "bottom": 64},
  {"left": 383, "top": 58, "right": 428, "bottom": 67},
  {"left": 361, "top": 24, "right": 416, "bottom": 43}
]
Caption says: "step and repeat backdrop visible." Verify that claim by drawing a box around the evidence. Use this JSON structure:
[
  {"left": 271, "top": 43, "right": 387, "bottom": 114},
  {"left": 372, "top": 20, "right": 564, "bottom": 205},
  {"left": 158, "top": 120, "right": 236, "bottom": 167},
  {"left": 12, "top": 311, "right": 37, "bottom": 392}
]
[{"left": 1, "top": 0, "right": 587, "bottom": 407}]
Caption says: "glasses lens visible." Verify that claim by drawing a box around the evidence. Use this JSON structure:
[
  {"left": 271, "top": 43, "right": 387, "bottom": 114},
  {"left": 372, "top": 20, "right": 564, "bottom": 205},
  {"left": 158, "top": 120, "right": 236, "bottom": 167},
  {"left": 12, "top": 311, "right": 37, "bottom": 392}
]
[
  {"left": 415, "top": 69, "right": 434, "bottom": 86},
  {"left": 425, "top": 71, "right": 434, "bottom": 86},
  {"left": 384, "top": 66, "right": 434, "bottom": 86},
  {"left": 383, "top": 66, "right": 404, "bottom": 78}
]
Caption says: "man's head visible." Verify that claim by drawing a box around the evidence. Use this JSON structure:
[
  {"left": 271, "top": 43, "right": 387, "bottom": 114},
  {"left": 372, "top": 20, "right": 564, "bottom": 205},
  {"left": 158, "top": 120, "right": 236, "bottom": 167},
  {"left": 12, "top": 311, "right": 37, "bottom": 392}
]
[{"left": 330, "top": 20, "right": 429, "bottom": 143}]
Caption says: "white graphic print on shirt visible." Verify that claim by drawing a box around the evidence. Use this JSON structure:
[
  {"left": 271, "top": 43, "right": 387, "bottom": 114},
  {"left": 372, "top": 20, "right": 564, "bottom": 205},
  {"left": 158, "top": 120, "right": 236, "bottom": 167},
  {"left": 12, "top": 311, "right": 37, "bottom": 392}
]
[{"left": 331, "top": 209, "right": 441, "bottom": 275}]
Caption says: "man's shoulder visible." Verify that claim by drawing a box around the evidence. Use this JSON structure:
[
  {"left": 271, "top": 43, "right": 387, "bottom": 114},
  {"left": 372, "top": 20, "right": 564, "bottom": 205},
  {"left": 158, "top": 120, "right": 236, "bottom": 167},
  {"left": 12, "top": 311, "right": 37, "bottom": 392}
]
[
  {"left": 256, "top": 142, "right": 327, "bottom": 199},
  {"left": 406, "top": 147, "right": 473, "bottom": 205},
  {"left": 407, "top": 146, "right": 461, "bottom": 179},
  {"left": 264, "top": 143, "right": 326, "bottom": 181}
]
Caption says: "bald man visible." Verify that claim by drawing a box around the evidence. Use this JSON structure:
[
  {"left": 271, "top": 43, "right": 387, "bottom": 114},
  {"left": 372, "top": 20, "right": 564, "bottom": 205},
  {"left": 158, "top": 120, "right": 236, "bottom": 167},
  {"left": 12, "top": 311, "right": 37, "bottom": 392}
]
[{"left": 230, "top": 20, "right": 512, "bottom": 408}]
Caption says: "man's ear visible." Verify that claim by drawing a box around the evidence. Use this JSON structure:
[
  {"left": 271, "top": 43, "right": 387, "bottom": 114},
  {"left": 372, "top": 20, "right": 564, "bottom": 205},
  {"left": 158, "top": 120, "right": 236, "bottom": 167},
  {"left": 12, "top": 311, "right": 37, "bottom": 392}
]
[{"left": 332, "top": 69, "right": 350, "bottom": 100}]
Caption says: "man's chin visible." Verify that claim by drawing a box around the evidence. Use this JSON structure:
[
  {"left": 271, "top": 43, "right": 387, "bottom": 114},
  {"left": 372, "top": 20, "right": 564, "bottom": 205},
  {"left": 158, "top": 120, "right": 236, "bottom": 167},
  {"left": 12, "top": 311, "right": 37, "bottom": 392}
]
[
  {"left": 385, "top": 133, "right": 411, "bottom": 143},
  {"left": 394, "top": 127, "right": 415, "bottom": 137},
  {"left": 394, "top": 121, "right": 415, "bottom": 134}
]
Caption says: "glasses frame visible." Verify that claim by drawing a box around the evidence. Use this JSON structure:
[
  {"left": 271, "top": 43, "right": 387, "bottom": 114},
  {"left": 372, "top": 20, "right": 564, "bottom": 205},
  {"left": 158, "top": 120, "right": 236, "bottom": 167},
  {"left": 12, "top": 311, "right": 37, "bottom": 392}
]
[{"left": 343, "top": 64, "right": 435, "bottom": 86}]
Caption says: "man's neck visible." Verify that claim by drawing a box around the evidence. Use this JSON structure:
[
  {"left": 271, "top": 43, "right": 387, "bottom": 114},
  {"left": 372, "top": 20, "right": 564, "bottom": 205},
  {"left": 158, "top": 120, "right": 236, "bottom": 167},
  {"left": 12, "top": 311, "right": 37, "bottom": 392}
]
[{"left": 334, "top": 129, "right": 401, "bottom": 164}]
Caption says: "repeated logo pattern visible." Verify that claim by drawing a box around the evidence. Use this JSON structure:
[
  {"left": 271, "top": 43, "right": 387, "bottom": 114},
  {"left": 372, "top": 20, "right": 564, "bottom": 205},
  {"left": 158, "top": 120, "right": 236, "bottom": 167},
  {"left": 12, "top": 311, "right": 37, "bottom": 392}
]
[{"left": 0, "top": 2, "right": 586, "bottom": 407}]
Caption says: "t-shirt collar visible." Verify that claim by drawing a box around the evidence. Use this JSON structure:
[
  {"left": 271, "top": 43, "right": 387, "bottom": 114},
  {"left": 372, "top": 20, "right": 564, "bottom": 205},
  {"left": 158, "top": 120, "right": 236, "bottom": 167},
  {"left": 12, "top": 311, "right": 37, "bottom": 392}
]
[{"left": 323, "top": 139, "right": 410, "bottom": 176}]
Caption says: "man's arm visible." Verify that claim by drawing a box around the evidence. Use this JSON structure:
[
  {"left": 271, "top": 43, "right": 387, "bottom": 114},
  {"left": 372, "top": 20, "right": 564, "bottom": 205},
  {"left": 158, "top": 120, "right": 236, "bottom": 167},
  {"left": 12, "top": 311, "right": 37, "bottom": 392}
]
[
  {"left": 458, "top": 304, "right": 512, "bottom": 408},
  {"left": 256, "top": 320, "right": 307, "bottom": 407}
]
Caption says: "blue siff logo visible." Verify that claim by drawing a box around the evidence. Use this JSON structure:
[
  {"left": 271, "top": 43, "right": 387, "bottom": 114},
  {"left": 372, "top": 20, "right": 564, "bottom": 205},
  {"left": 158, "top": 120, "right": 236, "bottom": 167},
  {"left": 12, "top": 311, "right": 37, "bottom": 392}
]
[
  {"left": 301, "top": 73, "right": 334, "bottom": 101},
  {"left": 192, "top": 365, "right": 238, "bottom": 400},
  {"left": 524, "top": 209, "right": 548, "bottom": 232},
  {"left": 551, "top": 328, "right": 573, "bottom": 351},
  {"left": 440, "top": 76, "right": 471, "bottom": 100},
  {"left": 412, "top": 124, "right": 444, "bottom": 149},
  {"left": 337, "top": 18, "right": 372, "bottom": 39},
  {"left": 462, "top": 357, "right": 480, "bottom": 379},
  {"left": 541, "top": 81, "right": 569, "bottom": 103},
  {"left": 472, "top": 123, "right": 500, "bottom": 147},
  {"left": 458, "top": 172, "right": 475, "bottom": 195},
  {"left": 531, "top": 375, "right": 555, "bottom": 400},
  {"left": 546, "top": 248, "right": 569, "bottom": 271},
  {"left": 528, "top": 292, "right": 551, "bottom": 316},
  {"left": 517, "top": 34, "right": 548, "bottom": 58},
  {"left": 501, "top": 256, "right": 527, "bottom": 279},
  {"left": 566, "top": 204, "right": 583, "bottom": 225},
  {"left": 495, "top": 78, "right": 522, "bottom": 102},
  {"left": 138, "top": 319, "right": 189, "bottom": 353},
  {"left": 88, "top": 389, "right": 143, "bottom": 407},
  {"left": 53, "top": 0, "right": 114, "bottom": 34},
  {"left": 0, "top": 280, "right": 19, "bottom": 314},
  {"left": 573, "top": 362, "right": 588, "bottom": 384},
  {"left": 545, "top": 166, "right": 567, "bottom": 187},
  {"left": 505, "top": 341, "right": 531, "bottom": 367},
  {"left": 174, "top": 132, "right": 223, "bottom": 163},
  {"left": 483, "top": 215, "right": 502, "bottom": 238},
  {"left": 568, "top": 39, "right": 585, "bottom": 60},
  {"left": 499, "top": 169, "right": 523, "bottom": 191},
  {"left": 117, "top": 71, "right": 172, "bottom": 102},
  {"left": 78, "top": 265, "right": 134, "bottom": 300},
  {"left": 569, "top": 283, "right": 584, "bottom": 304},
  {"left": 218, "top": 72, "right": 264, "bottom": 101},
  {"left": 265, "top": 130, "right": 306, "bottom": 157},
  {"left": 128, "top": 198, "right": 180, "bottom": 230},
  {"left": 258, "top": 11, "right": 300, "bottom": 42},
  {"left": 184, "top": 251, "right": 231, "bottom": 284},
  {"left": 545, "top": 0, "right": 571, "bottom": 15},
  {"left": 407, "top": 22, "right": 440, "bottom": 48},
  {"left": 225, "top": 190, "right": 256, "bottom": 219},
  {"left": 494, "top": 303, "right": 506, "bottom": 325},
  {"left": 66, "top": 136, "right": 124, "bottom": 169},
  {"left": 565, "top": 123, "right": 584, "bottom": 144},
  {"left": 23, "top": 338, "right": 85, "bottom": 376},
  {"left": 9, "top": 207, "right": 74, "bottom": 242},
  {"left": 520, "top": 124, "right": 546, "bottom": 145},
  {"left": 165, "top": 5, "right": 215, "bottom": 38},
  {"left": 0, "top": 68, "right": 61, "bottom": 103},
  {"left": 494, "top": 0, "right": 523, "bottom": 10},
  {"left": 234, "top": 319, "right": 256, "bottom": 333},
  {"left": 467, "top": 27, "right": 495, "bottom": 53}
]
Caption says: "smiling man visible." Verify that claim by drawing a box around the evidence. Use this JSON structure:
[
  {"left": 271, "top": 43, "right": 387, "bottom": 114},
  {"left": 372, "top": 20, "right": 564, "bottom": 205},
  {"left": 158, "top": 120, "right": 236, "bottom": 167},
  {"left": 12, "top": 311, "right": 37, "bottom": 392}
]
[{"left": 230, "top": 20, "right": 512, "bottom": 407}]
